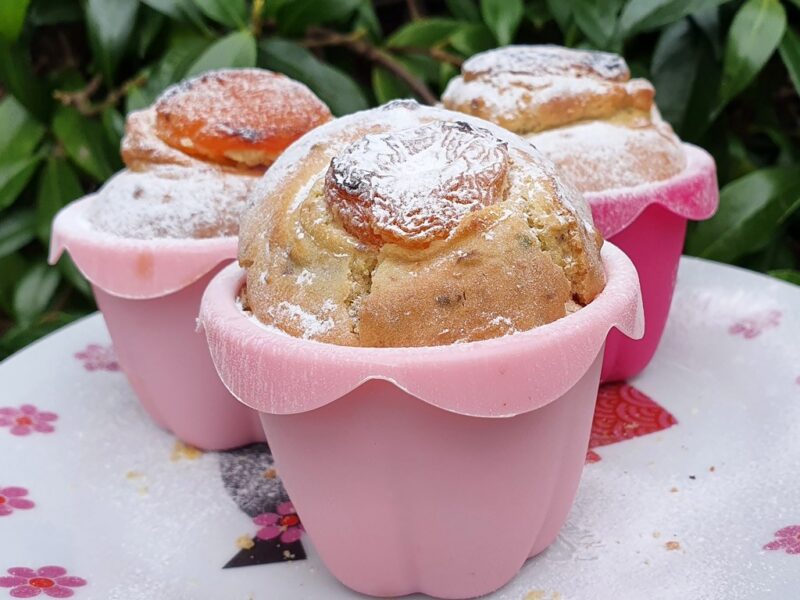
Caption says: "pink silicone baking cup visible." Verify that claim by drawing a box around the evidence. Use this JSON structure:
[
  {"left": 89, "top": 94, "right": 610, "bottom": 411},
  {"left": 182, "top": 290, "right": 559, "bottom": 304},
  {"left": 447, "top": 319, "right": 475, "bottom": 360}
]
[
  {"left": 200, "top": 243, "right": 643, "bottom": 599},
  {"left": 49, "top": 195, "right": 265, "bottom": 450},
  {"left": 586, "top": 143, "right": 718, "bottom": 382}
]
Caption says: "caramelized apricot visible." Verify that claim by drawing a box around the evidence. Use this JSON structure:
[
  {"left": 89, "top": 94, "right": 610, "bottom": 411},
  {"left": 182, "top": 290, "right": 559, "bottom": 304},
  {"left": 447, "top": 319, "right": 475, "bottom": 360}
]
[
  {"left": 325, "top": 121, "right": 509, "bottom": 248},
  {"left": 154, "top": 69, "right": 331, "bottom": 169}
]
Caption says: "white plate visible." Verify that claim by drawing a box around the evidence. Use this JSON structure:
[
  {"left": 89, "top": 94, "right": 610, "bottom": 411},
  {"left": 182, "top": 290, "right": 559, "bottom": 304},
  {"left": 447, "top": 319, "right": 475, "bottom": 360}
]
[{"left": 1, "top": 257, "right": 798, "bottom": 600}]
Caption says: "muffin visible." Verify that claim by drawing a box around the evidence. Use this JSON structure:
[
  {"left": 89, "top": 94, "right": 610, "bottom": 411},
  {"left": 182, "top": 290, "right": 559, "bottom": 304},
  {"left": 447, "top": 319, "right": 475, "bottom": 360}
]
[
  {"left": 441, "top": 45, "right": 686, "bottom": 193},
  {"left": 49, "top": 68, "right": 332, "bottom": 450},
  {"left": 239, "top": 100, "right": 605, "bottom": 347},
  {"left": 88, "top": 68, "right": 332, "bottom": 239}
]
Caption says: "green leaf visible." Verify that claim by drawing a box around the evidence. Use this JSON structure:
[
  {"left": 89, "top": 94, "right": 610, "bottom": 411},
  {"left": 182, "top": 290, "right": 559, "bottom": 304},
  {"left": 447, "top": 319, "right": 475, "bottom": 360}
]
[
  {"left": 768, "top": 269, "right": 800, "bottom": 285},
  {"left": 449, "top": 23, "right": 495, "bottom": 56},
  {"left": 258, "top": 38, "right": 369, "bottom": 116},
  {"left": 0, "top": 40, "right": 52, "bottom": 121},
  {"left": 136, "top": 6, "right": 166, "bottom": 58},
  {"left": 779, "top": 27, "right": 800, "bottom": 96},
  {"left": 28, "top": 0, "right": 82, "bottom": 25},
  {"left": 446, "top": 0, "right": 481, "bottom": 22},
  {"left": 125, "top": 86, "right": 150, "bottom": 113},
  {"left": 619, "top": 0, "right": 729, "bottom": 38},
  {"left": 652, "top": 19, "right": 703, "bottom": 130},
  {"left": 191, "top": 0, "right": 247, "bottom": 28},
  {"left": 0, "top": 312, "right": 85, "bottom": 359},
  {"left": 140, "top": 0, "right": 189, "bottom": 19},
  {"left": 760, "top": 127, "right": 800, "bottom": 167},
  {"left": 185, "top": 30, "right": 256, "bottom": 78},
  {"left": 0, "top": 209, "right": 35, "bottom": 258},
  {"left": 717, "top": 0, "right": 786, "bottom": 112},
  {"left": 355, "top": 0, "right": 382, "bottom": 39},
  {"left": 86, "top": 0, "right": 139, "bottom": 83},
  {"left": 691, "top": 4, "right": 723, "bottom": 57},
  {"left": 439, "top": 61, "right": 459, "bottom": 89},
  {"left": 398, "top": 55, "right": 439, "bottom": 84},
  {"left": 13, "top": 262, "right": 61, "bottom": 325},
  {"left": 480, "top": 0, "right": 523, "bottom": 45},
  {"left": 678, "top": 20, "right": 722, "bottom": 141},
  {"left": 35, "top": 157, "right": 83, "bottom": 243},
  {"left": 372, "top": 68, "right": 413, "bottom": 104},
  {"left": 527, "top": 0, "right": 553, "bottom": 29},
  {"left": 140, "top": 0, "right": 208, "bottom": 30},
  {"left": 685, "top": 166, "right": 800, "bottom": 262},
  {"left": 387, "top": 18, "right": 461, "bottom": 48},
  {"left": 52, "top": 107, "right": 118, "bottom": 182},
  {"left": 0, "top": 95, "right": 45, "bottom": 162},
  {"left": 263, "top": 0, "right": 293, "bottom": 19},
  {"left": 126, "top": 29, "right": 211, "bottom": 112},
  {"left": 0, "top": 0, "right": 32, "bottom": 43},
  {"left": 0, "top": 253, "right": 27, "bottom": 315},
  {"left": 102, "top": 107, "right": 125, "bottom": 152},
  {"left": 0, "top": 154, "right": 42, "bottom": 210},
  {"left": 546, "top": 0, "right": 572, "bottom": 34},
  {"left": 571, "top": 0, "right": 621, "bottom": 50},
  {"left": 275, "top": 0, "right": 361, "bottom": 37}
]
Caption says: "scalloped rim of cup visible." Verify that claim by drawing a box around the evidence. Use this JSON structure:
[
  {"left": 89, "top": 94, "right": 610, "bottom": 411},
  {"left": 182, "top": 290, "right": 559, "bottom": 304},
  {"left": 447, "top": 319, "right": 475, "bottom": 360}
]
[
  {"left": 49, "top": 194, "right": 238, "bottom": 299},
  {"left": 585, "top": 143, "right": 719, "bottom": 238},
  {"left": 199, "top": 242, "right": 644, "bottom": 419}
]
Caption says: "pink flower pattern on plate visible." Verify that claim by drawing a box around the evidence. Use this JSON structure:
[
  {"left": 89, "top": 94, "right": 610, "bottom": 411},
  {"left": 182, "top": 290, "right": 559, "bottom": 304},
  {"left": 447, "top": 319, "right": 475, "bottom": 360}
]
[
  {"left": 0, "top": 487, "right": 34, "bottom": 516},
  {"left": 764, "top": 525, "right": 800, "bottom": 555},
  {"left": 74, "top": 344, "right": 119, "bottom": 372},
  {"left": 729, "top": 310, "right": 782, "bottom": 339},
  {"left": 254, "top": 501, "right": 304, "bottom": 544},
  {"left": 0, "top": 567, "right": 86, "bottom": 598},
  {"left": 0, "top": 406, "right": 57, "bottom": 436}
]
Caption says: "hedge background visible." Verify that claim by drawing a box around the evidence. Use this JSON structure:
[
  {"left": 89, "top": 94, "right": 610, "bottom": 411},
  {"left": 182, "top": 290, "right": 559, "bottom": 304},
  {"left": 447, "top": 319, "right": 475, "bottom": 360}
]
[{"left": 0, "top": 0, "right": 798, "bottom": 358}]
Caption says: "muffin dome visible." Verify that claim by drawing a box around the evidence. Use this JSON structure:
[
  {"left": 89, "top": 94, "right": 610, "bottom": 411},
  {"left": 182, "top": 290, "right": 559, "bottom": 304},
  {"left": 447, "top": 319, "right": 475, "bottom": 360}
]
[
  {"left": 88, "top": 69, "right": 332, "bottom": 239},
  {"left": 441, "top": 45, "right": 686, "bottom": 193},
  {"left": 239, "top": 100, "right": 605, "bottom": 347}
]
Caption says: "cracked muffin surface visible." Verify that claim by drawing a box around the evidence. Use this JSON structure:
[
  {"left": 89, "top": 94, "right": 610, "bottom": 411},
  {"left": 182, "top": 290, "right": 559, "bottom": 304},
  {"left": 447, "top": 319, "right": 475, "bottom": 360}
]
[{"left": 239, "top": 100, "right": 605, "bottom": 347}]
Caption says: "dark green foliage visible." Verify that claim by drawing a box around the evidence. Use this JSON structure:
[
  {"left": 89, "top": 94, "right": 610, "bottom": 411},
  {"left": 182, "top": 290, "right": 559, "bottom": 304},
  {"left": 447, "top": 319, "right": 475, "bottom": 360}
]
[{"left": 0, "top": 0, "right": 798, "bottom": 358}]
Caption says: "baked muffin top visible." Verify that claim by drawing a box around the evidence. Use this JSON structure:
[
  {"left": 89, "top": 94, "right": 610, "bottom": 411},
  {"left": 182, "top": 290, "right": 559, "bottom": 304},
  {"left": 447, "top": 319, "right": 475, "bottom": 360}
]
[
  {"left": 441, "top": 45, "right": 686, "bottom": 193},
  {"left": 239, "top": 100, "right": 605, "bottom": 347},
  {"left": 88, "top": 69, "right": 332, "bottom": 239}
]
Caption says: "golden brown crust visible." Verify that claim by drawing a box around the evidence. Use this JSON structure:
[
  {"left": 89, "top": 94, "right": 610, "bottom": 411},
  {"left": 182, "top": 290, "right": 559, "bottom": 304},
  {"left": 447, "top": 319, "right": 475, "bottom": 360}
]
[
  {"left": 440, "top": 45, "right": 686, "bottom": 192},
  {"left": 239, "top": 101, "right": 605, "bottom": 347},
  {"left": 442, "top": 45, "right": 654, "bottom": 134},
  {"left": 358, "top": 209, "right": 571, "bottom": 347}
]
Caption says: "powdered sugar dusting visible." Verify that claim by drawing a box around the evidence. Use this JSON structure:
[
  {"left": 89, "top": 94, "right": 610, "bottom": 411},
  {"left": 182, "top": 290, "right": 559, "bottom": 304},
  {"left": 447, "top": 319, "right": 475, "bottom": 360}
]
[
  {"left": 236, "top": 296, "right": 291, "bottom": 336},
  {"left": 241, "top": 99, "right": 599, "bottom": 257},
  {"left": 325, "top": 120, "right": 509, "bottom": 246},
  {"left": 295, "top": 269, "right": 315, "bottom": 285},
  {"left": 461, "top": 45, "right": 629, "bottom": 81},
  {"left": 87, "top": 166, "right": 255, "bottom": 239},
  {"left": 443, "top": 73, "right": 635, "bottom": 123},
  {"left": 267, "top": 300, "right": 335, "bottom": 339},
  {"left": 528, "top": 120, "right": 686, "bottom": 193},
  {"left": 441, "top": 45, "right": 655, "bottom": 135}
]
